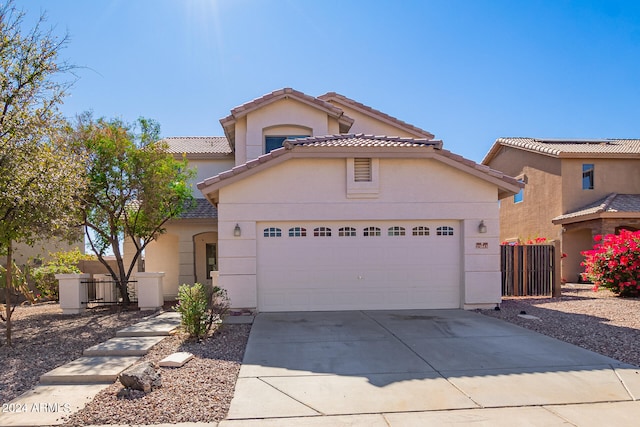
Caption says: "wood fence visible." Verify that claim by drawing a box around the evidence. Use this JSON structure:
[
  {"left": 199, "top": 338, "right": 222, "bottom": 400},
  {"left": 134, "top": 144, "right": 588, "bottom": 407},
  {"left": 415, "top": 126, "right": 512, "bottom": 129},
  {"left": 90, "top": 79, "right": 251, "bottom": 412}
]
[{"left": 501, "top": 242, "right": 561, "bottom": 297}]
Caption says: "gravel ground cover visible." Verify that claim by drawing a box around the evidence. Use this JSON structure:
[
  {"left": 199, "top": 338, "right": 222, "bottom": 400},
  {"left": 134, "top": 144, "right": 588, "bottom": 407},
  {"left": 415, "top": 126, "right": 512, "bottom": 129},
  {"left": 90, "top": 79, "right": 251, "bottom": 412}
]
[
  {"left": 481, "top": 284, "right": 640, "bottom": 367},
  {"left": 0, "top": 302, "right": 151, "bottom": 403},
  {"left": 3, "top": 285, "right": 639, "bottom": 425},
  {"left": 63, "top": 324, "right": 251, "bottom": 426}
]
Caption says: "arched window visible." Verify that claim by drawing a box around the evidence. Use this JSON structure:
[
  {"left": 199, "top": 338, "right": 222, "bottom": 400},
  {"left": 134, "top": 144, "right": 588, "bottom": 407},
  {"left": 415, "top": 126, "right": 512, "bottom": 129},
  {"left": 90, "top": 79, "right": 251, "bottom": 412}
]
[
  {"left": 363, "top": 227, "right": 381, "bottom": 237},
  {"left": 388, "top": 226, "right": 406, "bottom": 236},
  {"left": 338, "top": 227, "right": 356, "bottom": 237},
  {"left": 412, "top": 226, "right": 430, "bottom": 236},
  {"left": 313, "top": 227, "right": 332, "bottom": 237},
  {"left": 288, "top": 227, "right": 307, "bottom": 237},
  {"left": 436, "top": 226, "right": 454, "bottom": 236},
  {"left": 263, "top": 227, "right": 282, "bottom": 237}
]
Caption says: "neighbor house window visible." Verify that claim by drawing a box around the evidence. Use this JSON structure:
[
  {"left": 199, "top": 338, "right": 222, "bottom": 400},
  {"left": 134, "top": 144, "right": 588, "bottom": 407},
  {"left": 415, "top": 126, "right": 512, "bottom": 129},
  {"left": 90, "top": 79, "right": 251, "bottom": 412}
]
[
  {"left": 388, "top": 226, "right": 406, "bottom": 236},
  {"left": 265, "top": 135, "right": 309, "bottom": 154},
  {"left": 288, "top": 227, "right": 306, "bottom": 237},
  {"left": 436, "top": 226, "right": 454, "bottom": 236},
  {"left": 363, "top": 227, "right": 381, "bottom": 237},
  {"left": 263, "top": 227, "right": 282, "bottom": 237},
  {"left": 338, "top": 227, "right": 356, "bottom": 237},
  {"left": 412, "top": 226, "right": 430, "bottom": 236},
  {"left": 313, "top": 227, "right": 332, "bottom": 237},
  {"left": 513, "top": 182, "right": 524, "bottom": 204},
  {"left": 582, "top": 164, "right": 594, "bottom": 190}
]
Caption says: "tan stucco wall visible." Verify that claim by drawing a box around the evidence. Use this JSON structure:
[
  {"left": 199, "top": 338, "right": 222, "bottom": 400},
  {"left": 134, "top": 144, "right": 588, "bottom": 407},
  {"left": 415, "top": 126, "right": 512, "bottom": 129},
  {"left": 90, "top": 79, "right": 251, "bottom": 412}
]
[
  {"left": 240, "top": 98, "right": 336, "bottom": 164},
  {"left": 216, "top": 156, "right": 502, "bottom": 310},
  {"left": 487, "top": 148, "right": 563, "bottom": 243},
  {"left": 12, "top": 239, "right": 82, "bottom": 267},
  {"left": 561, "top": 158, "right": 640, "bottom": 213},
  {"left": 189, "top": 159, "right": 235, "bottom": 190},
  {"left": 145, "top": 220, "right": 217, "bottom": 299}
]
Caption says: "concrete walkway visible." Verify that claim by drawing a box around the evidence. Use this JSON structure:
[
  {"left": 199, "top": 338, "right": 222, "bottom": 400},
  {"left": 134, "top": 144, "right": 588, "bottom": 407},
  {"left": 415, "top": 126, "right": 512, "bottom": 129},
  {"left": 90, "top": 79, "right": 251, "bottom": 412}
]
[
  {"left": 0, "top": 311, "right": 181, "bottom": 427},
  {"left": 221, "top": 310, "right": 640, "bottom": 426}
]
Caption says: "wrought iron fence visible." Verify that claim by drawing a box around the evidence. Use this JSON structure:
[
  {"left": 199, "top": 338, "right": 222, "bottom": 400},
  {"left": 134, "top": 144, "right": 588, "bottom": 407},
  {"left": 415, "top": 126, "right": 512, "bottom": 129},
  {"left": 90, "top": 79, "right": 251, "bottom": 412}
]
[{"left": 81, "top": 278, "right": 138, "bottom": 306}]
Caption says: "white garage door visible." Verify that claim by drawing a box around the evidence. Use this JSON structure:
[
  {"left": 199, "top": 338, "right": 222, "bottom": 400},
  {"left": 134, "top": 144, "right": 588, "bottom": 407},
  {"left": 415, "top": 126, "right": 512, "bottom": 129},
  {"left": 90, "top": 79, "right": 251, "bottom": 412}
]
[{"left": 257, "top": 221, "right": 461, "bottom": 311}]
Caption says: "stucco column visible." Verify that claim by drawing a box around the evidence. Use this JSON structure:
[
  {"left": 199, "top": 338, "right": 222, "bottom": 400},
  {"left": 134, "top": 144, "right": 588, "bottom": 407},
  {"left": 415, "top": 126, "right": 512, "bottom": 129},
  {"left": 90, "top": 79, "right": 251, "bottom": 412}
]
[
  {"left": 56, "top": 273, "right": 90, "bottom": 315},
  {"left": 136, "top": 272, "right": 165, "bottom": 311}
]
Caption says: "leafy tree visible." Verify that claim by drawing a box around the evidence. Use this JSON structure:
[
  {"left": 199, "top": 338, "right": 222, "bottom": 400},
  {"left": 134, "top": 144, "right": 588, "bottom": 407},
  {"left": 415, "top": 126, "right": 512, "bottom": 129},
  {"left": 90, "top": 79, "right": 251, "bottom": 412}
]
[
  {"left": 0, "top": 1, "right": 82, "bottom": 346},
  {"left": 72, "top": 114, "right": 195, "bottom": 306}
]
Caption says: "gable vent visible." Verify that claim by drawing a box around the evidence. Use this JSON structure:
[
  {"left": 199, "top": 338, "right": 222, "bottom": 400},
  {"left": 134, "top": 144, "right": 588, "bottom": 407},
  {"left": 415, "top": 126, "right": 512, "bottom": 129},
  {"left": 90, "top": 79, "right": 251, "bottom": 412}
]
[{"left": 354, "top": 158, "right": 372, "bottom": 182}]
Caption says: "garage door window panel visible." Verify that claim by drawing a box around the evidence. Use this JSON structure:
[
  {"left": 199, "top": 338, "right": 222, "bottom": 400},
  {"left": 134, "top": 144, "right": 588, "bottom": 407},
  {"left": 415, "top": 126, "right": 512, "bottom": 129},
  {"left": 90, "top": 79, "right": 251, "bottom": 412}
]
[
  {"left": 436, "top": 226, "right": 454, "bottom": 236},
  {"left": 264, "top": 227, "right": 282, "bottom": 237},
  {"left": 363, "top": 227, "right": 381, "bottom": 237},
  {"left": 314, "top": 227, "right": 332, "bottom": 237},
  {"left": 339, "top": 227, "right": 356, "bottom": 237},
  {"left": 388, "top": 226, "right": 406, "bottom": 236},
  {"left": 413, "top": 226, "right": 430, "bottom": 236},
  {"left": 289, "top": 227, "right": 307, "bottom": 237}
]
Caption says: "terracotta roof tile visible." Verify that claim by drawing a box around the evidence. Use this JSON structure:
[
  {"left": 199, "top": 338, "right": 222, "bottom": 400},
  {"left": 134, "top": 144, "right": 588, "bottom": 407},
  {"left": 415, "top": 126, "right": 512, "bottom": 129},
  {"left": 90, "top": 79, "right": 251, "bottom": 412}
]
[
  {"left": 198, "top": 134, "right": 521, "bottom": 191},
  {"left": 284, "top": 133, "right": 442, "bottom": 149},
  {"left": 161, "top": 136, "right": 231, "bottom": 155},
  {"left": 484, "top": 138, "right": 640, "bottom": 162},
  {"left": 553, "top": 193, "right": 640, "bottom": 222}
]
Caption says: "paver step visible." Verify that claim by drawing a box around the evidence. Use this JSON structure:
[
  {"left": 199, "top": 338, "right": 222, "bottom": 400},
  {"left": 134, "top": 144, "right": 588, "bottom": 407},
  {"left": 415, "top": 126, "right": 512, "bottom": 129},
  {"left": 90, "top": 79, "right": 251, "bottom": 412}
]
[
  {"left": 115, "top": 316, "right": 180, "bottom": 337},
  {"left": 39, "top": 356, "right": 140, "bottom": 384},
  {"left": 83, "top": 336, "right": 165, "bottom": 356}
]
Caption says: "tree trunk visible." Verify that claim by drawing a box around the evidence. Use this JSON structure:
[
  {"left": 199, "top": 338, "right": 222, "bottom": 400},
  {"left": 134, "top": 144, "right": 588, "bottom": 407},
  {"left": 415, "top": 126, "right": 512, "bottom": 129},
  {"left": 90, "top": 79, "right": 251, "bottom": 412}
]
[{"left": 4, "top": 242, "right": 13, "bottom": 346}]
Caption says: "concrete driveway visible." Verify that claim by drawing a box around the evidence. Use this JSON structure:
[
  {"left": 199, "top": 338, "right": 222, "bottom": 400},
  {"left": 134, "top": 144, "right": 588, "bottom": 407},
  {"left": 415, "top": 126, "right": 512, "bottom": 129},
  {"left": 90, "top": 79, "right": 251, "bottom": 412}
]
[{"left": 221, "top": 310, "right": 640, "bottom": 426}]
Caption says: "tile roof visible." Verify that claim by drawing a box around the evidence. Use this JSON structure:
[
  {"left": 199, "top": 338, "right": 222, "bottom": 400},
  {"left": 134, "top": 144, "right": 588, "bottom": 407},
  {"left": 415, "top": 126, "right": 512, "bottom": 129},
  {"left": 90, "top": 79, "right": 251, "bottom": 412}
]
[
  {"left": 553, "top": 193, "right": 640, "bottom": 223},
  {"left": 198, "top": 134, "right": 522, "bottom": 197},
  {"left": 178, "top": 198, "right": 218, "bottom": 219},
  {"left": 219, "top": 88, "right": 355, "bottom": 148},
  {"left": 161, "top": 136, "right": 232, "bottom": 155},
  {"left": 284, "top": 134, "right": 442, "bottom": 149},
  {"left": 318, "top": 92, "right": 435, "bottom": 139},
  {"left": 483, "top": 138, "right": 640, "bottom": 163}
]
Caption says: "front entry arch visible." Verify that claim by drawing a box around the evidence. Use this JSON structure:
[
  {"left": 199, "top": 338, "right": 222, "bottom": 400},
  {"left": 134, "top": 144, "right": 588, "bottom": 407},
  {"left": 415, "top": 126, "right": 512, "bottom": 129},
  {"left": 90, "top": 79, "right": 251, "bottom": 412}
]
[{"left": 194, "top": 232, "right": 218, "bottom": 285}]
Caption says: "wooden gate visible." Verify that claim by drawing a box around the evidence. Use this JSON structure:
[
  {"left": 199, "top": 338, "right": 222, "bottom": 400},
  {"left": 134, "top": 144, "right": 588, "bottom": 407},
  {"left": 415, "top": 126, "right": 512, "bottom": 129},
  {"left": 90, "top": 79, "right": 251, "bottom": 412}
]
[{"left": 501, "top": 243, "right": 560, "bottom": 297}]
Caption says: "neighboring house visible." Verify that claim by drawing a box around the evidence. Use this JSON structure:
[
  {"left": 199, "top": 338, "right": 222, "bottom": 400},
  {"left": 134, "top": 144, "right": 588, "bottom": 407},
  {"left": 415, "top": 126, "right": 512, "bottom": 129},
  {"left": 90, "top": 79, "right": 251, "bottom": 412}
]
[
  {"left": 147, "top": 88, "right": 520, "bottom": 311},
  {"left": 482, "top": 137, "right": 640, "bottom": 282}
]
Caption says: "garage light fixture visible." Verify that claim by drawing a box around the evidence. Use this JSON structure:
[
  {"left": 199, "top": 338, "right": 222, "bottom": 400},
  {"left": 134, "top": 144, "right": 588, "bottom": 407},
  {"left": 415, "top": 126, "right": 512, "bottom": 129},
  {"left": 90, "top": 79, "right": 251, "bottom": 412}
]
[
  {"left": 234, "top": 223, "right": 241, "bottom": 237},
  {"left": 478, "top": 220, "right": 487, "bottom": 234}
]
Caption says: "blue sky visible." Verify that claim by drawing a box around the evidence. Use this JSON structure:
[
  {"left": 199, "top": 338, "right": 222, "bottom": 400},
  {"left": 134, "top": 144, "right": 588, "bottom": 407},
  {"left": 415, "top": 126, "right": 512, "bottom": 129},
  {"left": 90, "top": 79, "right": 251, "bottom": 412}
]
[{"left": 17, "top": 0, "right": 640, "bottom": 162}]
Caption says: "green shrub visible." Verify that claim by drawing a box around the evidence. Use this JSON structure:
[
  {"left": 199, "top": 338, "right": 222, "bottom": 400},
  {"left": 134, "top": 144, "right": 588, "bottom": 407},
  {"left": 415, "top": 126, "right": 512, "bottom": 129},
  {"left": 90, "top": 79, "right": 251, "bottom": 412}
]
[
  {"left": 174, "top": 283, "right": 230, "bottom": 339},
  {"left": 31, "top": 248, "right": 95, "bottom": 300}
]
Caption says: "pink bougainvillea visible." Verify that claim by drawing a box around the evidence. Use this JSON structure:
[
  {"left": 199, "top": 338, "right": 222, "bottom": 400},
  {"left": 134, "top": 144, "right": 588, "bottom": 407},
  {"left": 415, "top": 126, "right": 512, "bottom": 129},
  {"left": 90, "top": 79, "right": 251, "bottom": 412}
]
[{"left": 581, "top": 229, "right": 640, "bottom": 297}]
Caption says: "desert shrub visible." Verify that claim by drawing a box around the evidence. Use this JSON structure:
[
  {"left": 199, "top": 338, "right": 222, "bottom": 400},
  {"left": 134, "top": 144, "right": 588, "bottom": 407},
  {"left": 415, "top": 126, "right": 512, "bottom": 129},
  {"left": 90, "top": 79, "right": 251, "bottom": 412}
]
[
  {"left": 174, "top": 283, "right": 230, "bottom": 338},
  {"left": 581, "top": 229, "right": 640, "bottom": 297},
  {"left": 31, "top": 248, "right": 95, "bottom": 300}
]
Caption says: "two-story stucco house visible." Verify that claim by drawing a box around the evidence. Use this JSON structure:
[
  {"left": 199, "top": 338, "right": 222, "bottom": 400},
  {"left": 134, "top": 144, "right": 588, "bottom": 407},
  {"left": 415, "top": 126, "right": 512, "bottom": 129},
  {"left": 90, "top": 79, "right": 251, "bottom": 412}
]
[
  {"left": 145, "top": 88, "right": 521, "bottom": 311},
  {"left": 482, "top": 137, "right": 640, "bottom": 282}
]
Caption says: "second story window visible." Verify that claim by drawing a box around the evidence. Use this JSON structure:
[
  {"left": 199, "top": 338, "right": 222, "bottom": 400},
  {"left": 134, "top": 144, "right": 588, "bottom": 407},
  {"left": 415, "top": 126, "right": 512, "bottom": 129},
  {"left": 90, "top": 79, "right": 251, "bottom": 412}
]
[
  {"left": 582, "top": 164, "right": 594, "bottom": 190},
  {"left": 265, "top": 135, "right": 309, "bottom": 154}
]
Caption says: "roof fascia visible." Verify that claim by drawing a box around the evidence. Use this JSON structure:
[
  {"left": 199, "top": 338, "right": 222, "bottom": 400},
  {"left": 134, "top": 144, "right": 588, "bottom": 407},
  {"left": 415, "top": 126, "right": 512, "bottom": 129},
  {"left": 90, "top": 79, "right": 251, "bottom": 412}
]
[
  {"left": 553, "top": 211, "right": 640, "bottom": 225},
  {"left": 198, "top": 145, "right": 522, "bottom": 202}
]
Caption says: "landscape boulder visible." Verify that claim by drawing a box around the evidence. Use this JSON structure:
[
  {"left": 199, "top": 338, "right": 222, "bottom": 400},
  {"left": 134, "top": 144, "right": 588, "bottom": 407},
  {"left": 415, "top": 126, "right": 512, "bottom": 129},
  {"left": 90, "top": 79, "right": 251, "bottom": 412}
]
[{"left": 118, "top": 361, "right": 162, "bottom": 393}]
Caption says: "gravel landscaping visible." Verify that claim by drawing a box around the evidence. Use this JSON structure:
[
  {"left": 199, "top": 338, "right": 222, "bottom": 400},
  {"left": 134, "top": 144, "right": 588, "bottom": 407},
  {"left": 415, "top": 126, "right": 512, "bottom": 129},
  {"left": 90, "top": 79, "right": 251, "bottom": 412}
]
[
  {"left": 0, "top": 303, "right": 151, "bottom": 404},
  {"left": 2, "top": 285, "right": 639, "bottom": 425},
  {"left": 481, "top": 284, "right": 640, "bottom": 367}
]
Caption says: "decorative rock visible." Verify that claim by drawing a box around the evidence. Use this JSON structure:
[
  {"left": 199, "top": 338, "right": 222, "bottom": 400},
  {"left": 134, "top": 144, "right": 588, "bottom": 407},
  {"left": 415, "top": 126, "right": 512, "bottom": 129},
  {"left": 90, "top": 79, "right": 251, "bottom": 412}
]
[
  {"left": 118, "top": 362, "right": 162, "bottom": 393},
  {"left": 159, "top": 351, "right": 194, "bottom": 368}
]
